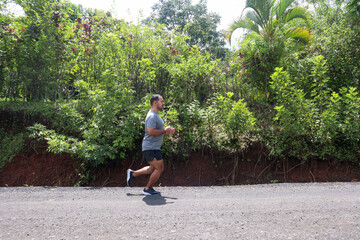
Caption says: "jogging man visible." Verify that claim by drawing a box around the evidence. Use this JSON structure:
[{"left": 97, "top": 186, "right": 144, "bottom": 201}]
[{"left": 126, "top": 94, "right": 175, "bottom": 195}]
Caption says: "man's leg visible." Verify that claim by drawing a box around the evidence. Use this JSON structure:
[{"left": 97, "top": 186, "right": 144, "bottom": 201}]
[
  {"left": 127, "top": 166, "right": 154, "bottom": 186},
  {"left": 132, "top": 166, "right": 154, "bottom": 177},
  {"left": 145, "top": 158, "right": 164, "bottom": 190}
]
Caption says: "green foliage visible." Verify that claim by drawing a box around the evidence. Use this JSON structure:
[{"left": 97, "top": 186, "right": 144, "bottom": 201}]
[
  {"left": 234, "top": 33, "right": 285, "bottom": 101},
  {"left": 213, "top": 92, "right": 257, "bottom": 152},
  {"left": 55, "top": 102, "right": 84, "bottom": 134},
  {"left": 226, "top": 99, "right": 256, "bottom": 140},
  {"left": 1, "top": 0, "right": 360, "bottom": 174},
  {"left": 147, "top": 0, "right": 227, "bottom": 57},
  {"left": 167, "top": 46, "right": 222, "bottom": 104},
  {"left": 28, "top": 83, "right": 141, "bottom": 167},
  {"left": 270, "top": 67, "right": 314, "bottom": 160},
  {"left": 8, "top": 0, "right": 74, "bottom": 101},
  {"left": 0, "top": 132, "right": 25, "bottom": 170},
  {"left": 161, "top": 92, "right": 256, "bottom": 158},
  {"left": 342, "top": 0, "right": 360, "bottom": 25},
  {"left": 226, "top": 0, "right": 313, "bottom": 102},
  {"left": 226, "top": 0, "right": 311, "bottom": 44},
  {"left": 309, "top": 3, "right": 360, "bottom": 92},
  {"left": 1, "top": 0, "right": 236, "bottom": 168},
  {"left": 270, "top": 58, "right": 360, "bottom": 162},
  {"left": 310, "top": 55, "right": 330, "bottom": 110},
  {"left": 316, "top": 87, "right": 360, "bottom": 160}
]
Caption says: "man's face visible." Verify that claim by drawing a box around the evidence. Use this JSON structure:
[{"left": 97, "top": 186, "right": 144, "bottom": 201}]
[{"left": 155, "top": 96, "right": 165, "bottom": 111}]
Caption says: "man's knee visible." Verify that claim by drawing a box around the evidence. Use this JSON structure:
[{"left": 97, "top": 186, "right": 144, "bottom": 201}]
[
  {"left": 158, "top": 163, "right": 164, "bottom": 173},
  {"left": 147, "top": 166, "right": 155, "bottom": 174},
  {"left": 151, "top": 159, "right": 164, "bottom": 172}
]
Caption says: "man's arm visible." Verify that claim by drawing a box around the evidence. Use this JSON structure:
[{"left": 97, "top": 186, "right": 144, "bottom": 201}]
[{"left": 147, "top": 126, "right": 172, "bottom": 136}]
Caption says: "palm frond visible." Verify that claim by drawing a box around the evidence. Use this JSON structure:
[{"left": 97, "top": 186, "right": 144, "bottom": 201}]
[
  {"left": 276, "top": 0, "right": 295, "bottom": 19},
  {"left": 226, "top": 17, "right": 260, "bottom": 44},
  {"left": 245, "top": 10, "right": 263, "bottom": 28},
  {"left": 283, "top": 7, "right": 309, "bottom": 23},
  {"left": 285, "top": 27, "right": 312, "bottom": 44},
  {"left": 245, "top": 0, "right": 274, "bottom": 27},
  {"left": 227, "top": 0, "right": 311, "bottom": 44},
  {"left": 245, "top": 0, "right": 266, "bottom": 25}
]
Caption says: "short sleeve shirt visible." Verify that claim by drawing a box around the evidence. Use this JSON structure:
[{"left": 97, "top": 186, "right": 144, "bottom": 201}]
[{"left": 142, "top": 110, "right": 164, "bottom": 151}]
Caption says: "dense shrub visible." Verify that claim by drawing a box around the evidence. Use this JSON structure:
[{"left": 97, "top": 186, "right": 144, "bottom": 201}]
[
  {"left": 269, "top": 56, "right": 360, "bottom": 162},
  {"left": 0, "top": 132, "right": 25, "bottom": 170},
  {"left": 1, "top": 0, "right": 360, "bottom": 175}
]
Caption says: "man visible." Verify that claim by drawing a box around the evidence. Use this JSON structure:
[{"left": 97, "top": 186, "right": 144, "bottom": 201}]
[{"left": 126, "top": 94, "right": 175, "bottom": 195}]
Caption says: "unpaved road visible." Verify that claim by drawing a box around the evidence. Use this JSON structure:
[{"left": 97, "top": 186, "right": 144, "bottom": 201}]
[{"left": 0, "top": 183, "right": 359, "bottom": 240}]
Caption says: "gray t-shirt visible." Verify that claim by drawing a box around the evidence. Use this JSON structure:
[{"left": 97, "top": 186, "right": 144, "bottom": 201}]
[{"left": 142, "top": 110, "right": 165, "bottom": 151}]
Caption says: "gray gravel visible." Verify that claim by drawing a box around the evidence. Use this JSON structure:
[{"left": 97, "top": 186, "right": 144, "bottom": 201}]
[{"left": 0, "top": 183, "right": 360, "bottom": 240}]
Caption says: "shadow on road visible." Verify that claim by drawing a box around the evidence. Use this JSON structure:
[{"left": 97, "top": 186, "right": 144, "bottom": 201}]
[
  {"left": 126, "top": 193, "right": 177, "bottom": 206},
  {"left": 142, "top": 194, "right": 178, "bottom": 206}
]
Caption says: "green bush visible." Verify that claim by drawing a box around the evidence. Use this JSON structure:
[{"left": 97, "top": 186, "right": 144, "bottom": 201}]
[
  {"left": 269, "top": 57, "right": 360, "bottom": 162},
  {"left": 225, "top": 98, "right": 256, "bottom": 152},
  {"left": 28, "top": 83, "right": 142, "bottom": 167},
  {"left": 269, "top": 67, "right": 314, "bottom": 161},
  {"left": 161, "top": 92, "right": 256, "bottom": 158},
  {"left": 0, "top": 132, "right": 25, "bottom": 170},
  {"left": 234, "top": 33, "right": 285, "bottom": 101},
  {"left": 2, "top": 0, "right": 360, "bottom": 172}
]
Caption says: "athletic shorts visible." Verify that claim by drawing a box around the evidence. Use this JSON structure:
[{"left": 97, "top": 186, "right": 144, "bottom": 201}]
[{"left": 143, "top": 150, "right": 163, "bottom": 162}]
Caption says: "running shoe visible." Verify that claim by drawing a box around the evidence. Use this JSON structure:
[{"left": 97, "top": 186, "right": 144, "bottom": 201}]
[
  {"left": 142, "top": 187, "right": 160, "bottom": 195},
  {"left": 126, "top": 169, "right": 135, "bottom": 186}
]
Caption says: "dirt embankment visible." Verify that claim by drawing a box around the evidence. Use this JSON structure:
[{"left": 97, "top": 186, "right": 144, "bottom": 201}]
[{"left": 1, "top": 138, "right": 359, "bottom": 187}]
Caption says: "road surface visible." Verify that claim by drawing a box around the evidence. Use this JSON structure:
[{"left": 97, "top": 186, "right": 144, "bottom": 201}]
[{"left": 1, "top": 183, "right": 360, "bottom": 239}]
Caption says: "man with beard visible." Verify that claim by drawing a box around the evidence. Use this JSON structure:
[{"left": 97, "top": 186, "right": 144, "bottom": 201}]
[{"left": 126, "top": 94, "right": 175, "bottom": 195}]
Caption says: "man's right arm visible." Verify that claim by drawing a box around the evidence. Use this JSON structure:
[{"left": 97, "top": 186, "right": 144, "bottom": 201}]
[{"left": 147, "top": 127, "right": 171, "bottom": 136}]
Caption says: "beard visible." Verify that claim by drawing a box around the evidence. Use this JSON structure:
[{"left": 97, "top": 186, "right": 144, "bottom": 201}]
[{"left": 156, "top": 103, "right": 165, "bottom": 111}]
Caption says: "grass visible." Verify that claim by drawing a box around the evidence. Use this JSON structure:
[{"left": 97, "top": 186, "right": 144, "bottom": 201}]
[{"left": 0, "top": 132, "right": 26, "bottom": 170}]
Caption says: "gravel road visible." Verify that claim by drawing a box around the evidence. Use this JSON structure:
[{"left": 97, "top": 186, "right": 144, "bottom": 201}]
[{"left": 1, "top": 183, "right": 359, "bottom": 240}]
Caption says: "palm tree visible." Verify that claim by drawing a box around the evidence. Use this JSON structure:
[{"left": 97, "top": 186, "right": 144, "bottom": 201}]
[{"left": 226, "top": 0, "right": 311, "bottom": 45}]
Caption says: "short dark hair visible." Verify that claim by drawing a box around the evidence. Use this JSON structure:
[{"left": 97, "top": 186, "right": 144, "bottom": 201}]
[{"left": 150, "top": 94, "right": 161, "bottom": 106}]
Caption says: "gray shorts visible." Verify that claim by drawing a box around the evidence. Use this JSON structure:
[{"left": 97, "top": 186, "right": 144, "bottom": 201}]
[{"left": 143, "top": 150, "right": 163, "bottom": 162}]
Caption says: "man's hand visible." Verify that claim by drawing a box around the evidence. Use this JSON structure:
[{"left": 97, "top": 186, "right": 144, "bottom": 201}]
[{"left": 165, "top": 126, "right": 175, "bottom": 135}]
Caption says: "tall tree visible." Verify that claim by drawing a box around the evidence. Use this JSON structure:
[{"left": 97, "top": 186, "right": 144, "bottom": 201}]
[
  {"left": 146, "top": 0, "right": 227, "bottom": 58},
  {"left": 343, "top": 0, "right": 360, "bottom": 25},
  {"left": 226, "top": 0, "right": 311, "bottom": 44}
]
